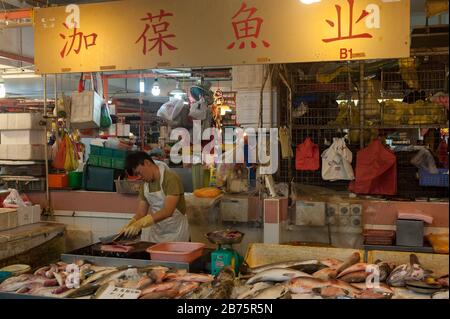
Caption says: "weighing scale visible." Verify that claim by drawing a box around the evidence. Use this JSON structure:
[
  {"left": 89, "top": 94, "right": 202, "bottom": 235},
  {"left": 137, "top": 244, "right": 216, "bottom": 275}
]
[{"left": 206, "top": 230, "right": 244, "bottom": 276}]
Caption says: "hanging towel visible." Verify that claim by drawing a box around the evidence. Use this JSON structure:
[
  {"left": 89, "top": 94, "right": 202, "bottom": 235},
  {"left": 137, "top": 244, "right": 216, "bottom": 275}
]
[{"left": 279, "top": 126, "right": 293, "bottom": 159}]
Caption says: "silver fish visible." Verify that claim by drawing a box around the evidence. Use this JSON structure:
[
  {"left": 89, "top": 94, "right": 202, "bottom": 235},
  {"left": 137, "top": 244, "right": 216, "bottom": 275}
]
[
  {"left": 236, "top": 282, "right": 274, "bottom": 299},
  {"left": 387, "top": 254, "right": 425, "bottom": 287},
  {"left": 246, "top": 268, "right": 312, "bottom": 285},
  {"left": 249, "top": 260, "right": 324, "bottom": 275},
  {"left": 252, "top": 284, "right": 289, "bottom": 299}
]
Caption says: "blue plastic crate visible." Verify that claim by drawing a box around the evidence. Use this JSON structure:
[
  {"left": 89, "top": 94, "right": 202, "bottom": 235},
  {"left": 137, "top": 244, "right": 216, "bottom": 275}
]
[{"left": 419, "top": 168, "right": 449, "bottom": 187}]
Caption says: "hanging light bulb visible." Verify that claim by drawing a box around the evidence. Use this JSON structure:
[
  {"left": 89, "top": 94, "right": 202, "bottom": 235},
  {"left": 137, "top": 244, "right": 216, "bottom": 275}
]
[
  {"left": 139, "top": 78, "right": 145, "bottom": 93},
  {"left": 300, "top": 0, "right": 321, "bottom": 4},
  {"left": 0, "top": 75, "right": 6, "bottom": 98},
  {"left": 152, "top": 78, "right": 161, "bottom": 96},
  {"left": 169, "top": 81, "right": 187, "bottom": 100}
]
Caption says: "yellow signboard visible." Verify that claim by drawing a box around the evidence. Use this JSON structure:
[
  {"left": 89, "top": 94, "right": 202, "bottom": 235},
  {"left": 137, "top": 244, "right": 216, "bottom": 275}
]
[{"left": 34, "top": 0, "right": 410, "bottom": 74}]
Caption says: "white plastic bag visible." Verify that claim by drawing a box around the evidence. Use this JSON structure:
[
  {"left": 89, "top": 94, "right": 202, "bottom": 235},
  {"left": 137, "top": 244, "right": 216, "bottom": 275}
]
[
  {"left": 2, "top": 189, "right": 31, "bottom": 208},
  {"left": 189, "top": 100, "right": 208, "bottom": 121},
  {"left": 321, "top": 138, "right": 355, "bottom": 181},
  {"left": 411, "top": 147, "right": 438, "bottom": 174},
  {"left": 157, "top": 99, "right": 185, "bottom": 121}
]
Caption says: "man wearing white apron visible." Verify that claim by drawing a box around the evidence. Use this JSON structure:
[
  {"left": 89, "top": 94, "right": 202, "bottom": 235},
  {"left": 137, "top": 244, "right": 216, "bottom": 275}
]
[{"left": 120, "top": 152, "right": 190, "bottom": 242}]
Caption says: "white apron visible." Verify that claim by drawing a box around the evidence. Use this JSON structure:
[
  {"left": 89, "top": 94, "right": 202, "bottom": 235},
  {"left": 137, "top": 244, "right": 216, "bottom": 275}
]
[{"left": 143, "top": 161, "right": 190, "bottom": 243}]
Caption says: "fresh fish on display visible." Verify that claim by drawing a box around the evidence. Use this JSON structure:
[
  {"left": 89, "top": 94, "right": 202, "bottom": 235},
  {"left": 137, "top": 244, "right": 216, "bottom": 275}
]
[
  {"left": 312, "top": 268, "right": 338, "bottom": 281},
  {"left": 252, "top": 284, "right": 289, "bottom": 299},
  {"left": 320, "top": 258, "right": 344, "bottom": 270},
  {"left": 176, "top": 282, "right": 201, "bottom": 298},
  {"left": 81, "top": 268, "right": 118, "bottom": 286},
  {"left": 337, "top": 263, "right": 370, "bottom": 279},
  {"left": 246, "top": 268, "right": 312, "bottom": 285},
  {"left": 207, "top": 267, "right": 236, "bottom": 299},
  {"left": 249, "top": 260, "right": 324, "bottom": 275},
  {"left": 183, "top": 282, "right": 214, "bottom": 299},
  {"left": 374, "top": 260, "right": 394, "bottom": 282},
  {"left": 137, "top": 276, "right": 154, "bottom": 290},
  {"left": 355, "top": 290, "right": 391, "bottom": 299},
  {"left": 66, "top": 283, "right": 101, "bottom": 299},
  {"left": 336, "top": 252, "right": 361, "bottom": 274},
  {"left": 350, "top": 282, "right": 394, "bottom": 296},
  {"left": 34, "top": 266, "right": 51, "bottom": 277},
  {"left": 313, "top": 286, "right": 349, "bottom": 299},
  {"left": 140, "top": 289, "right": 179, "bottom": 299},
  {"left": 288, "top": 277, "right": 331, "bottom": 294},
  {"left": 291, "top": 293, "right": 323, "bottom": 299},
  {"left": 387, "top": 254, "right": 426, "bottom": 287},
  {"left": 236, "top": 282, "right": 274, "bottom": 299},
  {"left": 140, "top": 281, "right": 180, "bottom": 295},
  {"left": 431, "top": 290, "right": 449, "bottom": 299},
  {"left": 171, "top": 273, "right": 214, "bottom": 283},
  {"left": 338, "top": 271, "right": 370, "bottom": 283}
]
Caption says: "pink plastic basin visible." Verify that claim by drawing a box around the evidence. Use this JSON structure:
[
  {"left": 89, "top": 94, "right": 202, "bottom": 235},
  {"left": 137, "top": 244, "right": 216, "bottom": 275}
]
[{"left": 146, "top": 242, "right": 205, "bottom": 263}]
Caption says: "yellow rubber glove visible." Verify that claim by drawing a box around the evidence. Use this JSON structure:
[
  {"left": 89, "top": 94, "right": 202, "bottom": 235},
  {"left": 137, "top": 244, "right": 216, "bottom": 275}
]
[
  {"left": 123, "top": 215, "right": 155, "bottom": 238},
  {"left": 118, "top": 218, "right": 136, "bottom": 235}
]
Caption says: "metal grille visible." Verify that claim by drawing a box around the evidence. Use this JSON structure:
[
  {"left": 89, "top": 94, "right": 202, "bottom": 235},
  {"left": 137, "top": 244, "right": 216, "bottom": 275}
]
[{"left": 277, "top": 58, "right": 449, "bottom": 198}]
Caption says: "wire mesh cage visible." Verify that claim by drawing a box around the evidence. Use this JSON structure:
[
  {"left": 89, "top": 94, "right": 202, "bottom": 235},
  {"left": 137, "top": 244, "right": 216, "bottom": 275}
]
[{"left": 277, "top": 58, "right": 449, "bottom": 199}]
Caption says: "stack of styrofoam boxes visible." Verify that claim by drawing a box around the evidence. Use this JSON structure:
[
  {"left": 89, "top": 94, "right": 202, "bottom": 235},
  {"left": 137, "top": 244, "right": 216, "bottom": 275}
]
[
  {"left": 0, "top": 113, "right": 46, "bottom": 160},
  {"left": 233, "top": 65, "right": 278, "bottom": 129},
  {"left": 17, "top": 205, "right": 42, "bottom": 226},
  {"left": 0, "top": 208, "right": 18, "bottom": 232}
]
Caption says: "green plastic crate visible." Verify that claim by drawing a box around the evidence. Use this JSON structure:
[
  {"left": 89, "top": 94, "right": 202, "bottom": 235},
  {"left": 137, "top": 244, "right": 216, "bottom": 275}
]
[
  {"left": 112, "top": 158, "right": 126, "bottom": 169},
  {"left": 112, "top": 149, "right": 129, "bottom": 159},
  {"left": 90, "top": 145, "right": 102, "bottom": 156},
  {"left": 101, "top": 147, "right": 114, "bottom": 157},
  {"left": 100, "top": 156, "right": 113, "bottom": 168},
  {"left": 89, "top": 155, "right": 100, "bottom": 166}
]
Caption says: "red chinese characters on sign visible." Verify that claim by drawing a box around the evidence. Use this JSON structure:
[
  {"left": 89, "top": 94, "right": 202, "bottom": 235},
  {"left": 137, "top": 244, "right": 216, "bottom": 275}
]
[
  {"left": 136, "top": 9, "right": 178, "bottom": 56},
  {"left": 322, "top": 0, "right": 372, "bottom": 43},
  {"left": 59, "top": 23, "right": 98, "bottom": 58},
  {"left": 227, "top": 2, "right": 270, "bottom": 50}
]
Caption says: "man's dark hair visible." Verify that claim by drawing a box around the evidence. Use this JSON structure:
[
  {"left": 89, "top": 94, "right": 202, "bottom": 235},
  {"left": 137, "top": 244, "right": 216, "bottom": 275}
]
[{"left": 125, "top": 152, "right": 155, "bottom": 175}]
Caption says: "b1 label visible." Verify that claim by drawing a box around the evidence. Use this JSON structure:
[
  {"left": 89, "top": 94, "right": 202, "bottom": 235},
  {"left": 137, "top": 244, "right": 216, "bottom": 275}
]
[{"left": 340, "top": 48, "right": 353, "bottom": 60}]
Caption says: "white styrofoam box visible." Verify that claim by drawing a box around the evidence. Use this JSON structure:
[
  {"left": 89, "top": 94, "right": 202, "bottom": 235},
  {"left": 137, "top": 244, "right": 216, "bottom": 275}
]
[
  {"left": 17, "top": 205, "right": 41, "bottom": 226},
  {"left": 0, "top": 130, "right": 46, "bottom": 145},
  {"left": 0, "top": 113, "right": 43, "bottom": 130},
  {"left": 0, "top": 208, "right": 18, "bottom": 231},
  {"left": 236, "top": 89, "right": 278, "bottom": 128},
  {"left": 70, "top": 90, "right": 102, "bottom": 129},
  {"left": 220, "top": 197, "right": 249, "bottom": 222},
  {"left": 0, "top": 144, "right": 46, "bottom": 160},
  {"left": 350, "top": 204, "right": 362, "bottom": 216},
  {"left": 295, "top": 201, "right": 326, "bottom": 226},
  {"left": 338, "top": 203, "right": 351, "bottom": 216},
  {"left": 232, "top": 65, "right": 272, "bottom": 90}
]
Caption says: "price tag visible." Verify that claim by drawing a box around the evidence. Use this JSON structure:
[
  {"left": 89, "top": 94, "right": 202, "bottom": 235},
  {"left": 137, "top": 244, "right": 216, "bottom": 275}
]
[{"left": 96, "top": 284, "right": 141, "bottom": 299}]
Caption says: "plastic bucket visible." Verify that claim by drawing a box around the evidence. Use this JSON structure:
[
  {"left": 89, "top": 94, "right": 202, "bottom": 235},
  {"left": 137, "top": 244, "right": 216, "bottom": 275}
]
[{"left": 68, "top": 172, "right": 83, "bottom": 189}]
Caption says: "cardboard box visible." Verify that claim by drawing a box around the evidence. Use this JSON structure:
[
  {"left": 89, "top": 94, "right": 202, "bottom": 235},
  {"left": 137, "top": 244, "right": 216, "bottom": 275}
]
[
  {"left": 17, "top": 205, "right": 41, "bottom": 226},
  {"left": 0, "top": 208, "right": 18, "bottom": 231},
  {"left": 0, "top": 130, "right": 46, "bottom": 145}
]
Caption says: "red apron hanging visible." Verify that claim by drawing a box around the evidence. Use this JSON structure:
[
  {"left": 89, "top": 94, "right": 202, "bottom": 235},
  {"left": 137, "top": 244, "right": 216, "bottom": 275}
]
[
  {"left": 296, "top": 137, "right": 320, "bottom": 171},
  {"left": 349, "top": 139, "right": 397, "bottom": 195}
]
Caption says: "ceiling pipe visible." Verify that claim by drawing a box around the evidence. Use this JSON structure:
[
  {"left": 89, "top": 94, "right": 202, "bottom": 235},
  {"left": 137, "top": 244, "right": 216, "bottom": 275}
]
[
  {"left": 0, "top": 8, "right": 32, "bottom": 20},
  {"left": 0, "top": 50, "right": 34, "bottom": 64}
]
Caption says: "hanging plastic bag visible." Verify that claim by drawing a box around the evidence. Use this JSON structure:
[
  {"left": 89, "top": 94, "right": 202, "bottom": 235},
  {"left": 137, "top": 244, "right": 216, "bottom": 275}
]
[
  {"left": 296, "top": 137, "right": 320, "bottom": 171},
  {"left": 52, "top": 136, "right": 66, "bottom": 170},
  {"left": 188, "top": 99, "right": 208, "bottom": 121},
  {"left": 157, "top": 99, "right": 185, "bottom": 122},
  {"left": 100, "top": 103, "right": 113, "bottom": 129},
  {"left": 321, "top": 138, "right": 354, "bottom": 181},
  {"left": 2, "top": 189, "right": 31, "bottom": 208},
  {"left": 410, "top": 147, "right": 438, "bottom": 174},
  {"left": 64, "top": 134, "right": 79, "bottom": 172}
]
